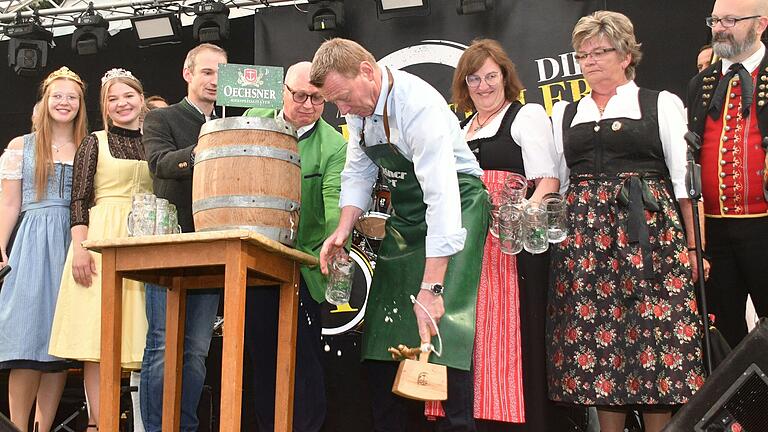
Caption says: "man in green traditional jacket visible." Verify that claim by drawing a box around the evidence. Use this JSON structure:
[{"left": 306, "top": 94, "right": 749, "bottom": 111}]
[{"left": 243, "top": 61, "right": 346, "bottom": 431}]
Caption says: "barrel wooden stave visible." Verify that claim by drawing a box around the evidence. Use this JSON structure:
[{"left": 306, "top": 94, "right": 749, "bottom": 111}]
[{"left": 192, "top": 120, "right": 300, "bottom": 245}]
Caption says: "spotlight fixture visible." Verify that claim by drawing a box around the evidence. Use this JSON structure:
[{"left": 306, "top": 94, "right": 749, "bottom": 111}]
[
  {"left": 456, "top": 0, "right": 494, "bottom": 15},
  {"left": 307, "top": 0, "right": 344, "bottom": 31},
  {"left": 5, "top": 15, "right": 53, "bottom": 76},
  {"left": 130, "top": 11, "right": 182, "bottom": 47},
  {"left": 193, "top": 0, "right": 230, "bottom": 42},
  {"left": 71, "top": 4, "right": 109, "bottom": 55},
  {"left": 375, "top": 0, "right": 430, "bottom": 20}
]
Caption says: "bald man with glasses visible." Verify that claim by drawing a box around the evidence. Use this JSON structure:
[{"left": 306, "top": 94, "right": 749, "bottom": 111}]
[
  {"left": 686, "top": 0, "right": 768, "bottom": 349},
  {"left": 242, "top": 61, "right": 346, "bottom": 431}
]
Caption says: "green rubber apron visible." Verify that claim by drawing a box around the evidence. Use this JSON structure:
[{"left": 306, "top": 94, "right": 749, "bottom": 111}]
[{"left": 359, "top": 69, "right": 488, "bottom": 370}]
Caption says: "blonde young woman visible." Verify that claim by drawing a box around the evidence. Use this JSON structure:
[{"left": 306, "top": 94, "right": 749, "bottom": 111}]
[
  {"left": 0, "top": 67, "right": 88, "bottom": 432},
  {"left": 49, "top": 69, "right": 151, "bottom": 431}
]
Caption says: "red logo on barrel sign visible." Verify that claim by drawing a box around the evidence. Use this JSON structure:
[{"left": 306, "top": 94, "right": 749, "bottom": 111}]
[{"left": 243, "top": 69, "right": 259, "bottom": 83}]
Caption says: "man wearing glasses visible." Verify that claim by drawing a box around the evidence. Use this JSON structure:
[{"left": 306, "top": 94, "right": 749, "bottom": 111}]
[
  {"left": 686, "top": 0, "right": 768, "bottom": 349},
  {"left": 243, "top": 61, "right": 346, "bottom": 431}
]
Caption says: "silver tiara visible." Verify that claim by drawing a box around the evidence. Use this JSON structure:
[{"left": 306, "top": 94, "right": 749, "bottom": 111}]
[{"left": 101, "top": 68, "right": 139, "bottom": 86}]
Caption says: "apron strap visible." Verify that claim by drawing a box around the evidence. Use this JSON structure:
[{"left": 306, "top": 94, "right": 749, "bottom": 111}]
[
  {"left": 361, "top": 67, "right": 397, "bottom": 147},
  {"left": 383, "top": 67, "right": 395, "bottom": 143}
]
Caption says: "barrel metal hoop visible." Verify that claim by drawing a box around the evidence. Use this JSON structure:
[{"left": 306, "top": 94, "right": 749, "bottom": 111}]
[
  {"left": 194, "top": 145, "right": 301, "bottom": 167},
  {"left": 198, "top": 117, "right": 297, "bottom": 138},
  {"left": 197, "top": 225, "right": 296, "bottom": 246},
  {"left": 192, "top": 195, "right": 300, "bottom": 213}
]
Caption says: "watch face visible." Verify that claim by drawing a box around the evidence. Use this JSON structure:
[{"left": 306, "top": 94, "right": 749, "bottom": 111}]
[{"left": 431, "top": 284, "right": 444, "bottom": 295}]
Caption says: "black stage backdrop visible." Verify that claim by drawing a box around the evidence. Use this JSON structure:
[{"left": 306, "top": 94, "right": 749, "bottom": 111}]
[
  {"left": 0, "top": 1, "right": 712, "bottom": 430},
  {"left": 0, "top": 0, "right": 712, "bottom": 149},
  {"left": 252, "top": 0, "right": 711, "bottom": 129}
]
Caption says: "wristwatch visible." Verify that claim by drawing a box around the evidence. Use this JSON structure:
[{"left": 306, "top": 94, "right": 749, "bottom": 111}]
[{"left": 420, "top": 282, "right": 444, "bottom": 296}]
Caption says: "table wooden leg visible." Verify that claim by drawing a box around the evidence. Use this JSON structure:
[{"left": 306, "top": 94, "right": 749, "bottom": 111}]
[
  {"left": 275, "top": 262, "right": 300, "bottom": 432},
  {"left": 162, "top": 276, "right": 186, "bottom": 432},
  {"left": 99, "top": 249, "right": 122, "bottom": 432},
  {"left": 220, "top": 241, "right": 247, "bottom": 432}
]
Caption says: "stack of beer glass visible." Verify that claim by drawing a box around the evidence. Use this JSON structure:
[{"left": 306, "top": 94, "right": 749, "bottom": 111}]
[
  {"left": 127, "top": 193, "right": 181, "bottom": 236},
  {"left": 490, "top": 173, "right": 568, "bottom": 255}
]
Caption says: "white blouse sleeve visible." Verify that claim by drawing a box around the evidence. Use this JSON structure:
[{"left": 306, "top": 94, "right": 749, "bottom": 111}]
[
  {"left": 510, "top": 103, "right": 559, "bottom": 180},
  {"left": 551, "top": 100, "right": 571, "bottom": 195},
  {"left": 0, "top": 148, "right": 23, "bottom": 193},
  {"left": 399, "top": 95, "right": 467, "bottom": 258},
  {"left": 657, "top": 91, "right": 690, "bottom": 199}
]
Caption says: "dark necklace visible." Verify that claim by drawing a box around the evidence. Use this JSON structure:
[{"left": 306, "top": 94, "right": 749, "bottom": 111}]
[{"left": 473, "top": 102, "right": 508, "bottom": 131}]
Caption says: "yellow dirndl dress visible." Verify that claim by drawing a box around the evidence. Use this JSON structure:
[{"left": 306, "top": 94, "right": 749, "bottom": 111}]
[{"left": 49, "top": 130, "right": 152, "bottom": 369}]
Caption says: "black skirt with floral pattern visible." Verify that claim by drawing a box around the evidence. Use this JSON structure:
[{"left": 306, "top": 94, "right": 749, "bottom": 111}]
[{"left": 546, "top": 174, "right": 705, "bottom": 406}]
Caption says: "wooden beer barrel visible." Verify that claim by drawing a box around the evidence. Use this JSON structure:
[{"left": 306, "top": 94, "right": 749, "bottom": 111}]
[{"left": 192, "top": 117, "right": 300, "bottom": 246}]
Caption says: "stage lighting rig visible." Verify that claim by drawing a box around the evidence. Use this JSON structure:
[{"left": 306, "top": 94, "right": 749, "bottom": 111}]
[
  {"left": 375, "top": 0, "right": 430, "bottom": 20},
  {"left": 130, "top": 10, "right": 183, "bottom": 47},
  {"left": 71, "top": 3, "right": 109, "bottom": 55},
  {"left": 307, "top": 0, "right": 344, "bottom": 31},
  {"left": 5, "top": 13, "right": 53, "bottom": 76},
  {"left": 456, "top": 0, "right": 494, "bottom": 15},
  {"left": 193, "top": 0, "right": 230, "bottom": 42}
]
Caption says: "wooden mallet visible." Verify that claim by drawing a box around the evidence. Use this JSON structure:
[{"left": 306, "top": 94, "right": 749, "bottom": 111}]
[{"left": 389, "top": 343, "right": 447, "bottom": 401}]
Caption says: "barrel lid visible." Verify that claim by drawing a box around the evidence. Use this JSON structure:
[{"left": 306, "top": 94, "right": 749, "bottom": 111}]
[{"left": 199, "top": 117, "right": 297, "bottom": 138}]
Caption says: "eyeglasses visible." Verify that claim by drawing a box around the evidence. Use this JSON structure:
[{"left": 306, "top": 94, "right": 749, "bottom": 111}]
[
  {"left": 50, "top": 94, "right": 79, "bottom": 104},
  {"left": 706, "top": 15, "right": 761, "bottom": 28},
  {"left": 574, "top": 47, "right": 617, "bottom": 62},
  {"left": 284, "top": 84, "right": 324, "bottom": 105},
  {"left": 465, "top": 72, "right": 501, "bottom": 89}
]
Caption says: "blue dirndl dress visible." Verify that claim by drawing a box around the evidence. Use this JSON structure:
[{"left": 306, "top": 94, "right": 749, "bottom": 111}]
[{"left": 0, "top": 133, "right": 74, "bottom": 370}]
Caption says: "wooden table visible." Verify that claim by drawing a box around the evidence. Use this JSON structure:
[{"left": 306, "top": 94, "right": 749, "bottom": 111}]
[{"left": 84, "top": 230, "right": 317, "bottom": 432}]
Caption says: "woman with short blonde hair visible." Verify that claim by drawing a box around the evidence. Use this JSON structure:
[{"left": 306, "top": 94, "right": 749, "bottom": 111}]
[
  {"left": 547, "top": 11, "right": 706, "bottom": 432},
  {"left": 571, "top": 10, "right": 643, "bottom": 80}
]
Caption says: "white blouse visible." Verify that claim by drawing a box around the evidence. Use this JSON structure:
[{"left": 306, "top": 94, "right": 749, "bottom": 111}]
[
  {"left": 340, "top": 65, "right": 482, "bottom": 257},
  {"left": 0, "top": 148, "right": 23, "bottom": 193},
  {"left": 551, "top": 80, "right": 689, "bottom": 199},
  {"left": 461, "top": 102, "right": 560, "bottom": 181}
]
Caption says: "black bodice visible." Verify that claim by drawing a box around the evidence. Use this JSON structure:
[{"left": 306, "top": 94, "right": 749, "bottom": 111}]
[
  {"left": 562, "top": 88, "right": 668, "bottom": 177},
  {"left": 463, "top": 101, "right": 525, "bottom": 174}
]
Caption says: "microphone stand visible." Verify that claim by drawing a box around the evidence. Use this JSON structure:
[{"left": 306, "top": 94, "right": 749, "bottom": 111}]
[{"left": 684, "top": 131, "right": 713, "bottom": 376}]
